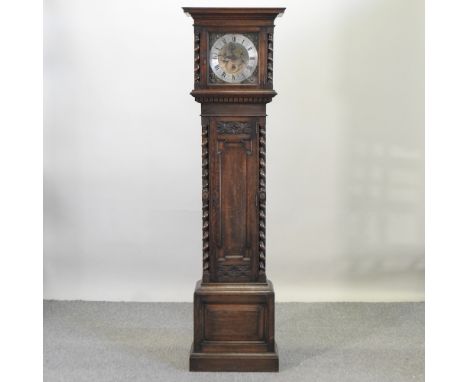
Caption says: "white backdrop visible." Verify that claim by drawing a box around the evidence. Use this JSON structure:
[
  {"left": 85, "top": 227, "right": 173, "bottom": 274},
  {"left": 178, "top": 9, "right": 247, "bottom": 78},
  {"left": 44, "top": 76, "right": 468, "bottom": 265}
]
[{"left": 44, "top": 0, "right": 424, "bottom": 302}]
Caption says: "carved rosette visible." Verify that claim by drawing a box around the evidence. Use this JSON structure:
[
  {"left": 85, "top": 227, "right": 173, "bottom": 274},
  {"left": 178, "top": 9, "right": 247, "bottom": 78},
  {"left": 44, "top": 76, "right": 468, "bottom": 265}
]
[
  {"left": 258, "top": 123, "right": 267, "bottom": 282},
  {"left": 201, "top": 118, "right": 210, "bottom": 282},
  {"left": 267, "top": 33, "right": 274, "bottom": 84},
  {"left": 194, "top": 30, "right": 201, "bottom": 84}
]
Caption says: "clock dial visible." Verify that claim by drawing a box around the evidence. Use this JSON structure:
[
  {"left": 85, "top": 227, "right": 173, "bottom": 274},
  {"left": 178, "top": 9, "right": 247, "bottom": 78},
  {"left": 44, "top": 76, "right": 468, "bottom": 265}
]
[{"left": 209, "top": 34, "right": 258, "bottom": 84}]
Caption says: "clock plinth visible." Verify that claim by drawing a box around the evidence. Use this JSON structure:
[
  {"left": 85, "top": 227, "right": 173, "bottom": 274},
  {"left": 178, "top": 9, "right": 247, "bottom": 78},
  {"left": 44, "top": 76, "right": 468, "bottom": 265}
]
[
  {"left": 190, "top": 281, "right": 278, "bottom": 372},
  {"left": 184, "top": 7, "right": 285, "bottom": 372}
]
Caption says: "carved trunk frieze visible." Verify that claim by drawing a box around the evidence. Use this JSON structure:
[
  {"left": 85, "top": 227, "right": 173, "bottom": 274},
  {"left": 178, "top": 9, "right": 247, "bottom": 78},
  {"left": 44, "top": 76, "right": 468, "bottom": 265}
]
[{"left": 217, "top": 121, "right": 253, "bottom": 135}]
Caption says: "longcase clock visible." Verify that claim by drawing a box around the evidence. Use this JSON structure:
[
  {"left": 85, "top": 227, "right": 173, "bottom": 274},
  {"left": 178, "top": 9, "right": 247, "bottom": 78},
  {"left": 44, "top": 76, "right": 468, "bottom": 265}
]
[{"left": 183, "top": 7, "right": 285, "bottom": 372}]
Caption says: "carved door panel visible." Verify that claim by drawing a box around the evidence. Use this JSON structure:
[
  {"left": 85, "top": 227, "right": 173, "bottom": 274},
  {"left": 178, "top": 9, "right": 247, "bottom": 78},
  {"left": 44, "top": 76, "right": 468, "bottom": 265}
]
[{"left": 209, "top": 117, "right": 259, "bottom": 282}]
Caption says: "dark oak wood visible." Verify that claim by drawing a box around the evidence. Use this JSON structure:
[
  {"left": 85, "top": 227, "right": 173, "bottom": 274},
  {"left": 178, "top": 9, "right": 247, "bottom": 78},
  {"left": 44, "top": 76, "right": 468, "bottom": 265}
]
[
  {"left": 184, "top": 7, "right": 284, "bottom": 372},
  {"left": 190, "top": 281, "right": 278, "bottom": 372}
]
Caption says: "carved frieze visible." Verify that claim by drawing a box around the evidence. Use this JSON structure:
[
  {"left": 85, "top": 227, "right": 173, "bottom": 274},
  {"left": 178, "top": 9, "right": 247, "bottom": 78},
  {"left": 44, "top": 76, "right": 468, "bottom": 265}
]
[
  {"left": 217, "top": 264, "right": 251, "bottom": 281},
  {"left": 217, "top": 121, "right": 252, "bottom": 135},
  {"left": 194, "top": 95, "right": 273, "bottom": 104}
]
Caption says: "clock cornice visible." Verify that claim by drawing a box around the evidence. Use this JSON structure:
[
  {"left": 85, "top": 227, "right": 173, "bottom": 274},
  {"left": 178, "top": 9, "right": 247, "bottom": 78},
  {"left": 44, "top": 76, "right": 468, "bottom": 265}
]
[{"left": 183, "top": 7, "right": 285, "bottom": 21}]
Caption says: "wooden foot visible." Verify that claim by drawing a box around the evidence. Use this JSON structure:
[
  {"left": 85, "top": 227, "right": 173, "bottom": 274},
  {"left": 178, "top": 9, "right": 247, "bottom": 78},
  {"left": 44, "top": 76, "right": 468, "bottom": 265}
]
[{"left": 190, "top": 343, "right": 279, "bottom": 372}]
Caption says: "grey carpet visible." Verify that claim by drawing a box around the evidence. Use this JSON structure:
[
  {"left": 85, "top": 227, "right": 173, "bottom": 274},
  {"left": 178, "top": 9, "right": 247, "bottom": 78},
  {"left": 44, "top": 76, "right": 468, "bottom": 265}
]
[{"left": 44, "top": 301, "right": 424, "bottom": 382}]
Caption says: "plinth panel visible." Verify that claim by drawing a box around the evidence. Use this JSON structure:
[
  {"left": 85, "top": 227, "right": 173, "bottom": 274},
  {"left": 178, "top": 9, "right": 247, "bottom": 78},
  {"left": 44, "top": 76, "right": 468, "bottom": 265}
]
[{"left": 204, "top": 303, "right": 265, "bottom": 341}]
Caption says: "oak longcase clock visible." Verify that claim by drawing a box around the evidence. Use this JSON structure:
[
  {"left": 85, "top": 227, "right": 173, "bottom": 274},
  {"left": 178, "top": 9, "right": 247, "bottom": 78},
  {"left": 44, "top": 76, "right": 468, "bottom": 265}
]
[{"left": 183, "top": 7, "right": 285, "bottom": 372}]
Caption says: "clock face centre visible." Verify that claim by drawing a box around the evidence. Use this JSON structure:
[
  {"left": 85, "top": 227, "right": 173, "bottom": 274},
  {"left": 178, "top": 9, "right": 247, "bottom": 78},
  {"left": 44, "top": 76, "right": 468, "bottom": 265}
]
[
  {"left": 218, "top": 42, "right": 249, "bottom": 75},
  {"left": 210, "top": 34, "right": 258, "bottom": 83}
]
